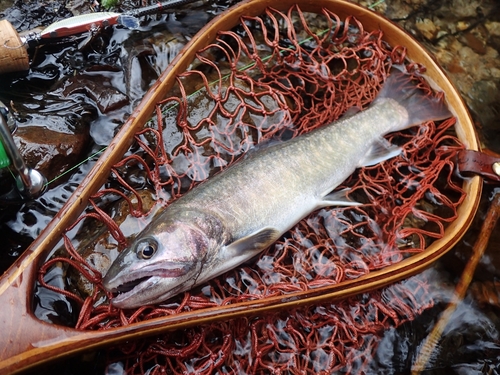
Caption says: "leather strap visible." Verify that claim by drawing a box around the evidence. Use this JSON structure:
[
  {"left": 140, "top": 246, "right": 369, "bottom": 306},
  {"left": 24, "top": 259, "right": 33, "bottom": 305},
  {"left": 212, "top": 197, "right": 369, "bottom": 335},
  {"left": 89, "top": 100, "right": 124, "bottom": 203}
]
[{"left": 456, "top": 149, "right": 500, "bottom": 183}]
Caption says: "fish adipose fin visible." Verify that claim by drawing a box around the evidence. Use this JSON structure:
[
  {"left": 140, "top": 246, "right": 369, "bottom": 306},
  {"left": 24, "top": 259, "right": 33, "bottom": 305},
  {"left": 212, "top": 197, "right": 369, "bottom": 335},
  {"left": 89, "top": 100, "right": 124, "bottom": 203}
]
[
  {"left": 358, "top": 137, "right": 402, "bottom": 167},
  {"left": 225, "top": 227, "right": 281, "bottom": 256},
  {"left": 375, "top": 72, "right": 452, "bottom": 131},
  {"left": 317, "top": 188, "right": 362, "bottom": 208}
]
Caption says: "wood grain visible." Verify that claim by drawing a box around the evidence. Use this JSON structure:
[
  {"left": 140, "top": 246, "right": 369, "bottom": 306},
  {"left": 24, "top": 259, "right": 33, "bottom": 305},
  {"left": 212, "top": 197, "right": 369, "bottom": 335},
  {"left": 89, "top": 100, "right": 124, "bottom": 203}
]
[{"left": 0, "top": 20, "right": 29, "bottom": 74}]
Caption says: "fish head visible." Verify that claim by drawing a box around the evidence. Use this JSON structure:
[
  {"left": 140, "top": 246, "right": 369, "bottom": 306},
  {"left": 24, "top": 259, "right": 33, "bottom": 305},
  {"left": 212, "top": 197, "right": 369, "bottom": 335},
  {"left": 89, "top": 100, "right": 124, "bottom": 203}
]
[{"left": 102, "top": 217, "right": 214, "bottom": 309}]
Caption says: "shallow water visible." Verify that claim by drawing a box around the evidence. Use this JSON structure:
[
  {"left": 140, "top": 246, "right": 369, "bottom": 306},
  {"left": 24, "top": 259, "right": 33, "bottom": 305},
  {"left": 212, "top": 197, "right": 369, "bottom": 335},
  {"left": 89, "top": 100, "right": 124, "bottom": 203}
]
[
  {"left": 1, "top": 0, "right": 500, "bottom": 374},
  {"left": 0, "top": 1, "right": 220, "bottom": 274}
]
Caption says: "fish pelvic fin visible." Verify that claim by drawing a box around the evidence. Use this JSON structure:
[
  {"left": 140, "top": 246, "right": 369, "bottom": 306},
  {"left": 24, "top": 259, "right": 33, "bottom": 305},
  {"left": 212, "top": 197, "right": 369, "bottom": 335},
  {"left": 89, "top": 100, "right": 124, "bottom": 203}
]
[
  {"left": 317, "top": 188, "right": 362, "bottom": 208},
  {"left": 358, "top": 137, "right": 402, "bottom": 167},
  {"left": 374, "top": 72, "right": 452, "bottom": 130}
]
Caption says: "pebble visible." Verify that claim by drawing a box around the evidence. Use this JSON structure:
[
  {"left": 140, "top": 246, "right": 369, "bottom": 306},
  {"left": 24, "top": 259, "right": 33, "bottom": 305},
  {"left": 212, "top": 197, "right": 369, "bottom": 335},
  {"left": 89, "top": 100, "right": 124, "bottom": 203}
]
[
  {"left": 462, "top": 32, "right": 487, "bottom": 55},
  {"left": 415, "top": 18, "right": 438, "bottom": 40},
  {"left": 485, "top": 21, "right": 500, "bottom": 37},
  {"left": 456, "top": 21, "right": 470, "bottom": 31}
]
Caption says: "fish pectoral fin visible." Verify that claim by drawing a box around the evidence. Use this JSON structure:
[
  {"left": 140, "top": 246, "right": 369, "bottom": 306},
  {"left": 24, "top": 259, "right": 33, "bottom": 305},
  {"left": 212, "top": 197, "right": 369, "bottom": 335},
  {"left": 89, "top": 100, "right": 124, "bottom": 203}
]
[
  {"left": 358, "top": 137, "right": 401, "bottom": 167},
  {"left": 318, "top": 188, "right": 362, "bottom": 208},
  {"left": 225, "top": 227, "right": 281, "bottom": 256}
]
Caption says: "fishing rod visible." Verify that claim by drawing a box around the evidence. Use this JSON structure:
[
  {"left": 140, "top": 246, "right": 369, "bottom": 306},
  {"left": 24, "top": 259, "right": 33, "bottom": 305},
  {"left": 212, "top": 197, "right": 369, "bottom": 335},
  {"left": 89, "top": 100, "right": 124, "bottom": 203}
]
[
  {"left": 0, "top": 0, "right": 199, "bottom": 74},
  {"left": 0, "top": 101, "right": 46, "bottom": 200}
]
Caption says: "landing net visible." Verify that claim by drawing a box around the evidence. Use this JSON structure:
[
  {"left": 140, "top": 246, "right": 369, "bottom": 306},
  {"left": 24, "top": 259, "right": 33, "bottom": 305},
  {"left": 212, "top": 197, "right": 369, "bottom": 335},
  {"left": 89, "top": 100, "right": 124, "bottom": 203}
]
[{"left": 37, "top": 5, "right": 465, "bottom": 373}]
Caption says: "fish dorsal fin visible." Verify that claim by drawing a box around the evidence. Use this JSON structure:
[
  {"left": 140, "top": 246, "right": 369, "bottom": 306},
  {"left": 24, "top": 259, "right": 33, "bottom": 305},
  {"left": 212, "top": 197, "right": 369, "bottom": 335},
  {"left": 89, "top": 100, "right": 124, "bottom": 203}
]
[
  {"left": 358, "top": 137, "right": 401, "bottom": 167},
  {"left": 317, "top": 188, "right": 362, "bottom": 208},
  {"left": 225, "top": 227, "right": 281, "bottom": 257},
  {"left": 242, "top": 138, "right": 283, "bottom": 160},
  {"left": 243, "top": 128, "right": 296, "bottom": 160}
]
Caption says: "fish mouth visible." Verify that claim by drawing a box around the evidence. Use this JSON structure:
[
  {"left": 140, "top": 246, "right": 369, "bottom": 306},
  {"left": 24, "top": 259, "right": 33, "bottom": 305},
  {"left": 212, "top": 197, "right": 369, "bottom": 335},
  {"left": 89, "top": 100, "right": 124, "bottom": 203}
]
[
  {"left": 102, "top": 262, "right": 195, "bottom": 308},
  {"left": 103, "top": 262, "right": 191, "bottom": 292},
  {"left": 114, "top": 276, "right": 151, "bottom": 293},
  {"left": 109, "top": 275, "right": 164, "bottom": 308}
]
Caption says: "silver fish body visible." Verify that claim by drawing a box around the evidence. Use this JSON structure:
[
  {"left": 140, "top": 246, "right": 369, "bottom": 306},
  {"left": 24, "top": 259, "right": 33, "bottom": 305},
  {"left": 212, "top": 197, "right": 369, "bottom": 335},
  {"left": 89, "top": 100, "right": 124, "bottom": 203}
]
[{"left": 103, "top": 74, "right": 451, "bottom": 308}]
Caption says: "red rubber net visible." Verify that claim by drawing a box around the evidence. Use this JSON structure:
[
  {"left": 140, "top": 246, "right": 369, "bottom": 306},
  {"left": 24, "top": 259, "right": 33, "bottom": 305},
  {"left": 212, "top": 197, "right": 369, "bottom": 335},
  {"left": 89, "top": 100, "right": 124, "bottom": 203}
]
[{"left": 36, "top": 5, "right": 465, "bottom": 374}]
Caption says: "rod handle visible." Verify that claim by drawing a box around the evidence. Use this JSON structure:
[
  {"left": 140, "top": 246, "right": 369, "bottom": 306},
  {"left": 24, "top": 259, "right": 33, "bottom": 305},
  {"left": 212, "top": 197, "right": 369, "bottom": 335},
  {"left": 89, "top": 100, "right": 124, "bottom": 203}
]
[{"left": 0, "top": 20, "right": 29, "bottom": 74}]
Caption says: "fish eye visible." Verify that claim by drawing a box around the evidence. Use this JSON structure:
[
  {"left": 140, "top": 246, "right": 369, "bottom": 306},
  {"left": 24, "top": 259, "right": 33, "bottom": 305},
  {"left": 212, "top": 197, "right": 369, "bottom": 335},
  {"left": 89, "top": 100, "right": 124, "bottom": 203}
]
[{"left": 136, "top": 239, "right": 158, "bottom": 259}]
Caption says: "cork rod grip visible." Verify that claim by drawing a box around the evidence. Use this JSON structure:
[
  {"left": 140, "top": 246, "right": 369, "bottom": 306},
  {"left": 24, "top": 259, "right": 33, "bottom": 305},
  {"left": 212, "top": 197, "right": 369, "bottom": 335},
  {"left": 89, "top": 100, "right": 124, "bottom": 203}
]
[{"left": 0, "top": 20, "right": 29, "bottom": 74}]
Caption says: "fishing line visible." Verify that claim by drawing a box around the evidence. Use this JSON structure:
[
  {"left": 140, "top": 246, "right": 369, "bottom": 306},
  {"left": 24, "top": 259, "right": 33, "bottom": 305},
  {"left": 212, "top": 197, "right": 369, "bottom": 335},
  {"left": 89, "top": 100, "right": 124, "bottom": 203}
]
[
  {"left": 45, "top": 0, "right": 387, "bottom": 186},
  {"left": 158, "top": 27, "right": 335, "bottom": 115},
  {"left": 368, "top": 0, "right": 386, "bottom": 9},
  {"left": 166, "top": 0, "right": 386, "bottom": 108},
  {"left": 44, "top": 146, "right": 108, "bottom": 186},
  {"left": 47, "top": 29, "right": 333, "bottom": 184}
]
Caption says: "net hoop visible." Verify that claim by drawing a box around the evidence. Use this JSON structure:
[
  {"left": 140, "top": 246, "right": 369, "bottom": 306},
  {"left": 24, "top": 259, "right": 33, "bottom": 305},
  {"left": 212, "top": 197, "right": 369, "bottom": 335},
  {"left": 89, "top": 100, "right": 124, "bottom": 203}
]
[{"left": 0, "top": 1, "right": 481, "bottom": 369}]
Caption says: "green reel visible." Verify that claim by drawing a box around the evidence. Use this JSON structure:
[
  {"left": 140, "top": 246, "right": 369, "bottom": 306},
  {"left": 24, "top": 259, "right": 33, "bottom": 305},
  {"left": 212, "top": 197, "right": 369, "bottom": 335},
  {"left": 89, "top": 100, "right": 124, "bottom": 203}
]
[{"left": 0, "top": 140, "right": 10, "bottom": 169}]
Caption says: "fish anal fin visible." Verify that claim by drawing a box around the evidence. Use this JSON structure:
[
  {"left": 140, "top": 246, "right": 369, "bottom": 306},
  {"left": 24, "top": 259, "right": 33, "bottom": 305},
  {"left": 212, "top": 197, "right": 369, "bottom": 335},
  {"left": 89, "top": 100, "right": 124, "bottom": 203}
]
[
  {"left": 358, "top": 137, "right": 401, "bottom": 167},
  {"left": 342, "top": 106, "right": 361, "bottom": 118},
  {"left": 225, "top": 227, "right": 281, "bottom": 256},
  {"left": 318, "top": 188, "right": 362, "bottom": 208}
]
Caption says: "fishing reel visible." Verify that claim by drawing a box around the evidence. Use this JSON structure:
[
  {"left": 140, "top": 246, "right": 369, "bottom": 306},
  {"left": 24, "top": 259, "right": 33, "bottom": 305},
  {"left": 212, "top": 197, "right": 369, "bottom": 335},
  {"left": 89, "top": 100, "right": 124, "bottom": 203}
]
[{"left": 0, "top": 101, "right": 47, "bottom": 200}]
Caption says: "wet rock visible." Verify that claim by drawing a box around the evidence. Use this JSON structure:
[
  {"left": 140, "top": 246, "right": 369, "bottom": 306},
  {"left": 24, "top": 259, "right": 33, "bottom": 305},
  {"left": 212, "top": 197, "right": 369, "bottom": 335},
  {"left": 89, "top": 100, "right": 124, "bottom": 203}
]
[
  {"left": 62, "top": 74, "right": 129, "bottom": 113},
  {"left": 461, "top": 31, "right": 487, "bottom": 55},
  {"left": 470, "top": 280, "right": 500, "bottom": 310},
  {"left": 0, "top": 1, "right": 72, "bottom": 32},
  {"left": 445, "top": 187, "right": 500, "bottom": 281},
  {"left": 14, "top": 125, "right": 89, "bottom": 183},
  {"left": 8, "top": 82, "right": 96, "bottom": 185},
  {"left": 459, "top": 24, "right": 489, "bottom": 55},
  {"left": 433, "top": 32, "right": 499, "bottom": 99},
  {"left": 120, "top": 30, "right": 188, "bottom": 103},
  {"left": 122, "top": 40, "right": 157, "bottom": 103}
]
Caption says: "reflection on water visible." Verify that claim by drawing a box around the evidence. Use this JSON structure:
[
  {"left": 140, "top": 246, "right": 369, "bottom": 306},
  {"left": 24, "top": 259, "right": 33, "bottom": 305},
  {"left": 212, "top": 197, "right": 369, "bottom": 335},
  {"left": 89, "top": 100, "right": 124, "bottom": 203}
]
[
  {"left": 374, "top": 265, "right": 500, "bottom": 373},
  {"left": 0, "top": 0, "right": 500, "bottom": 374},
  {"left": 0, "top": 1, "right": 217, "bottom": 273}
]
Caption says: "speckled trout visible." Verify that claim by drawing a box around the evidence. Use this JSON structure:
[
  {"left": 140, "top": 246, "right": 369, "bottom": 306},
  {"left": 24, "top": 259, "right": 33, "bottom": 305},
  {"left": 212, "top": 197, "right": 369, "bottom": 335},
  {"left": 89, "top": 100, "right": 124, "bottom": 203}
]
[{"left": 103, "top": 73, "right": 451, "bottom": 308}]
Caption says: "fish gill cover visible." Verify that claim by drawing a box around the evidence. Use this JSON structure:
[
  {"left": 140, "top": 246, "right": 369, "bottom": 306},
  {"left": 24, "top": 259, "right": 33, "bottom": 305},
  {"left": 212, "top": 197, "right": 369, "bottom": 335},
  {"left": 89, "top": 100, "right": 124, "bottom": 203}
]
[{"left": 36, "top": 5, "right": 464, "bottom": 374}]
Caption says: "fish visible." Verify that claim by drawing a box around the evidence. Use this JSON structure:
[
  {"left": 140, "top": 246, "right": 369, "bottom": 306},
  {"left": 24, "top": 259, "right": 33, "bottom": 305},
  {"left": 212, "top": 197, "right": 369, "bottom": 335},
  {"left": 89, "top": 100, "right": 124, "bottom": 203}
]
[{"left": 102, "top": 72, "right": 451, "bottom": 309}]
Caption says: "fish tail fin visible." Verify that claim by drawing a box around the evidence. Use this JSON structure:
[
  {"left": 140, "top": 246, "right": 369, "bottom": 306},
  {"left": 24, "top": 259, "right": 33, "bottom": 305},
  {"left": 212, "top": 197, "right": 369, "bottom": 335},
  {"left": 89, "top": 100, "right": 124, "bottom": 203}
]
[{"left": 374, "top": 72, "right": 452, "bottom": 130}]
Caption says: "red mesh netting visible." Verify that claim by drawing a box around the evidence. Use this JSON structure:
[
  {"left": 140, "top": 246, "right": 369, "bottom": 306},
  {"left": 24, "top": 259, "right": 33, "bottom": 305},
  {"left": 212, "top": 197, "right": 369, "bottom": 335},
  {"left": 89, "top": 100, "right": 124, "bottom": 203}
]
[
  {"left": 104, "top": 275, "right": 434, "bottom": 374},
  {"left": 36, "top": 5, "right": 465, "bottom": 373}
]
